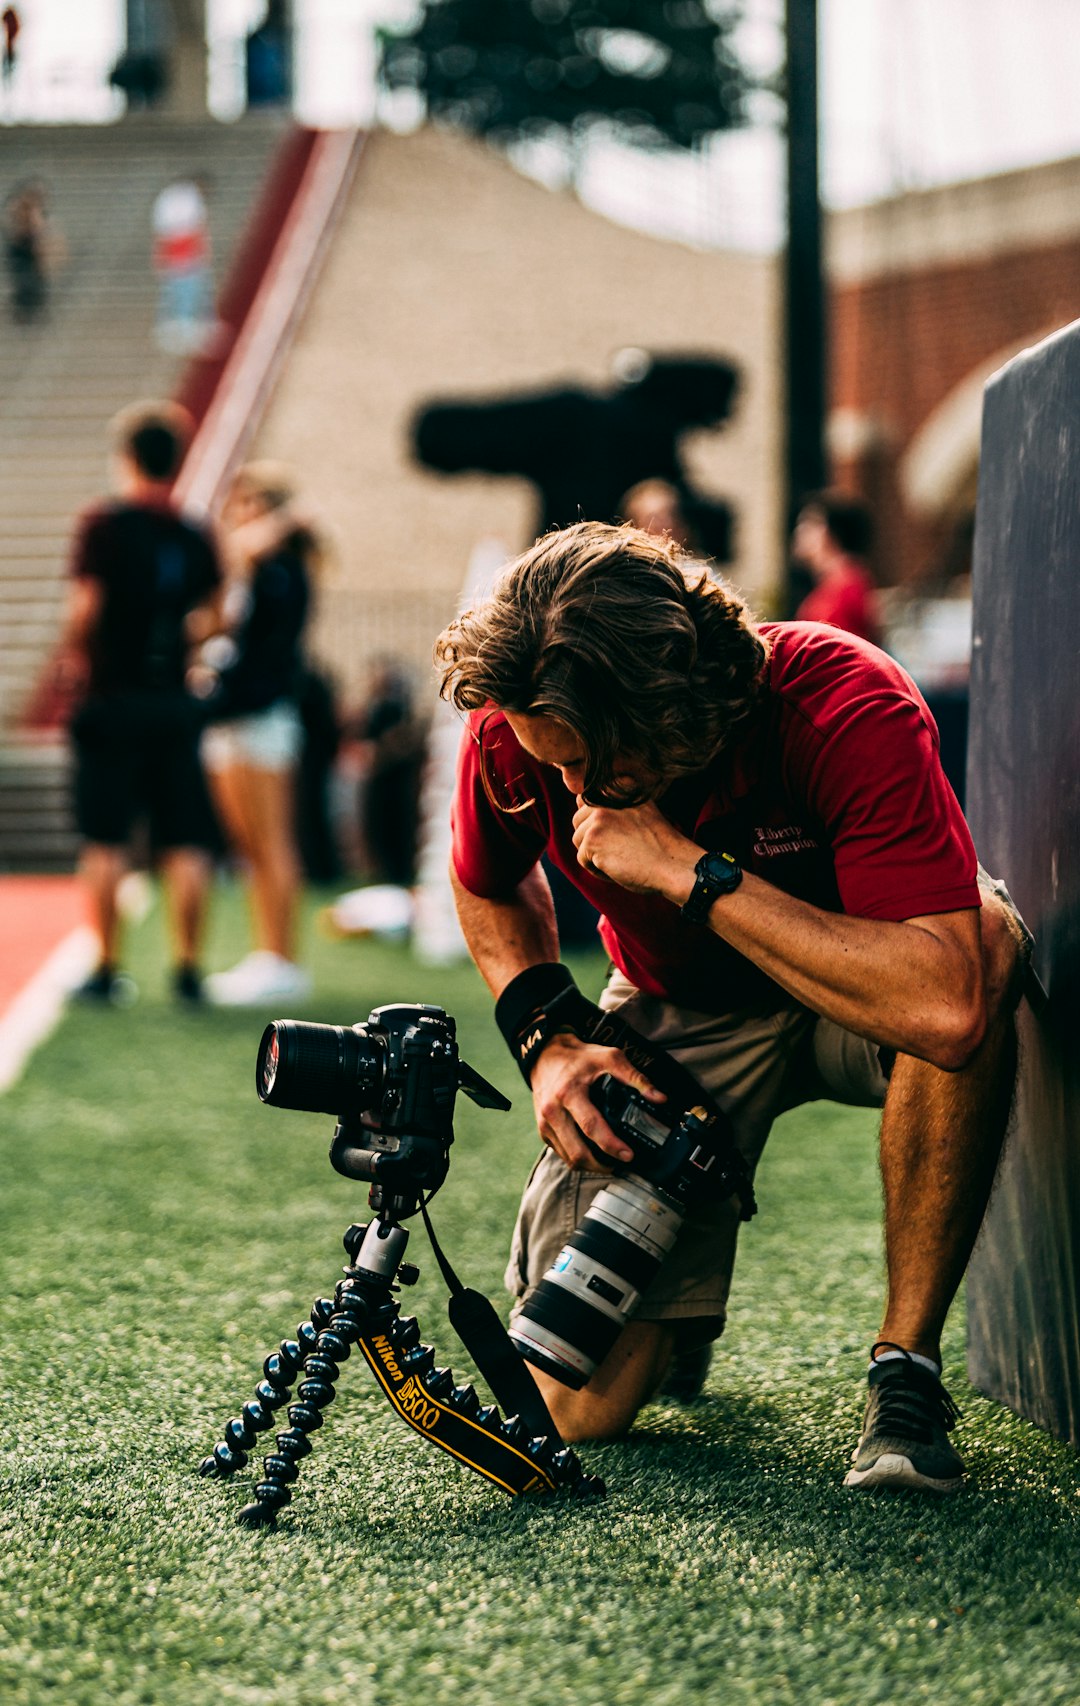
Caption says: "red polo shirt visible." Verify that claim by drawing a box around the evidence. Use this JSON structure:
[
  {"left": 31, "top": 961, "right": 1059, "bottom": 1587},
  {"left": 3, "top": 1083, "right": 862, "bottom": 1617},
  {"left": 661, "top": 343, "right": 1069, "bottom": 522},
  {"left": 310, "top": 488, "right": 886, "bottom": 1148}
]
[{"left": 451, "top": 622, "right": 980, "bottom": 1012}]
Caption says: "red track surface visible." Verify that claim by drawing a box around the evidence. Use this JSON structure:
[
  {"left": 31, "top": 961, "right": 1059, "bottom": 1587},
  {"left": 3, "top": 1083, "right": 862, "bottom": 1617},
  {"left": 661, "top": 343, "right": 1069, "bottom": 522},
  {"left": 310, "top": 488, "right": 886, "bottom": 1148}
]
[{"left": 0, "top": 876, "right": 87, "bottom": 1022}]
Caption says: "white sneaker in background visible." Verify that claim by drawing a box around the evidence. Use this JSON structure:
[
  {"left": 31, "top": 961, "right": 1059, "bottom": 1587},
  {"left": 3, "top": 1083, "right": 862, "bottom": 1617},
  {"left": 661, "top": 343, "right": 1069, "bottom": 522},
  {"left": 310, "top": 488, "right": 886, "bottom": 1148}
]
[{"left": 205, "top": 951, "right": 313, "bottom": 1007}]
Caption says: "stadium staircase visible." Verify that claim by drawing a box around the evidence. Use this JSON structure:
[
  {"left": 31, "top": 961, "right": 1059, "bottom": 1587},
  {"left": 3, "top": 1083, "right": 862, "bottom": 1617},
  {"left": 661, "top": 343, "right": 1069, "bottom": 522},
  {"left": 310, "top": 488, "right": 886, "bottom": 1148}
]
[{"left": 0, "top": 117, "right": 359, "bottom": 871}]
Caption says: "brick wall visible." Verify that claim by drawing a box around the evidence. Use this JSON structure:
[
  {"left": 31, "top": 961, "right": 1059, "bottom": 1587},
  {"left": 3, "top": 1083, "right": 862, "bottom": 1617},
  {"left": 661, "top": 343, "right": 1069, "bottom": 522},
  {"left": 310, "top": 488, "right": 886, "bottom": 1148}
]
[{"left": 827, "top": 157, "right": 1080, "bottom": 587}]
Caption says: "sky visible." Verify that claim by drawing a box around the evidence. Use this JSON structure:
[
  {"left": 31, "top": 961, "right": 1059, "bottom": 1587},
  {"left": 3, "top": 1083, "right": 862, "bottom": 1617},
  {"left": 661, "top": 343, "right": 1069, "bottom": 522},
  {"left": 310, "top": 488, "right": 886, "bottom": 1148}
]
[{"left": 4, "top": 1, "right": 1080, "bottom": 252}]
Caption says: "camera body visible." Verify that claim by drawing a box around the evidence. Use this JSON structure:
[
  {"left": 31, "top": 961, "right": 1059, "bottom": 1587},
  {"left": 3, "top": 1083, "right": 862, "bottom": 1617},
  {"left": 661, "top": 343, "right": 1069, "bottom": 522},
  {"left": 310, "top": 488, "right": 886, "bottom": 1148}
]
[
  {"left": 256, "top": 1004, "right": 509, "bottom": 1214},
  {"left": 589, "top": 1074, "right": 735, "bottom": 1209}
]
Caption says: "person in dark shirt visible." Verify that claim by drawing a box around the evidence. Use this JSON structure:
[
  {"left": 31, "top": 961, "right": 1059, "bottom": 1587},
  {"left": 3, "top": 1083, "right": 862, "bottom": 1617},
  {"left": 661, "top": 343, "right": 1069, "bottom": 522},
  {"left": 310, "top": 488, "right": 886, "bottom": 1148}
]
[
  {"left": 350, "top": 657, "right": 425, "bottom": 888},
  {"left": 198, "top": 461, "right": 318, "bottom": 1005},
  {"left": 59, "top": 401, "right": 221, "bottom": 1003}
]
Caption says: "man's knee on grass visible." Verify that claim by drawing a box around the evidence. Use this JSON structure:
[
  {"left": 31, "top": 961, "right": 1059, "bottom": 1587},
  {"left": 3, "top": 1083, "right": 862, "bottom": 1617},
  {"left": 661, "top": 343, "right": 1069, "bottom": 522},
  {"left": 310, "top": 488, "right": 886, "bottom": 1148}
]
[{"left": 530, "top": 1318, "right": 721, "bottom": 1442}]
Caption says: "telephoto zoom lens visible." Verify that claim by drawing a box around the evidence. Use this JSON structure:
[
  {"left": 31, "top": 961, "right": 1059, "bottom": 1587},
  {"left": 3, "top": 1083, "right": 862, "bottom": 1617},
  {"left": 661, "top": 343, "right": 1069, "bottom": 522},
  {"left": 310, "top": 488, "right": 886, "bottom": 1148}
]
[
  {"left": 508, "top": 1177, "right": 684, "bottom": 1388},
  {"left": 256, "top": 1020, "right": 382, "bottom": 1116}
]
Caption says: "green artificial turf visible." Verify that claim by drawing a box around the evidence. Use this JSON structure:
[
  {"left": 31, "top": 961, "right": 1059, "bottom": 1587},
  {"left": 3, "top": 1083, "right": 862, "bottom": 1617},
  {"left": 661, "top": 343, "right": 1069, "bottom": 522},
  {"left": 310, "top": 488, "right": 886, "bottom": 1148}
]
[{"left": 2, "top": 882, "right": 1078, "bottom": 1705}]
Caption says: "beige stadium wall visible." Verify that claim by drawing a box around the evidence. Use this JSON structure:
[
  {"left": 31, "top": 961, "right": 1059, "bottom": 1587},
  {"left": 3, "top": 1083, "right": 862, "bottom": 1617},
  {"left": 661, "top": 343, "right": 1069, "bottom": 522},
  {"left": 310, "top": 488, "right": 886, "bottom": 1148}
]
[{"left": 248, "top": 123, "right": 782, "bottom": 707}]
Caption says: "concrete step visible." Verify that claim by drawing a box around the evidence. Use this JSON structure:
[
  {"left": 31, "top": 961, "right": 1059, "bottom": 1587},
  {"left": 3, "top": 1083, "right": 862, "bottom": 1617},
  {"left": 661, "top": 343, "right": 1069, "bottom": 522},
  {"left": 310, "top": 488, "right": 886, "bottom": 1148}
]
[
  {"left": 0, "top": 541, "right": 68, "bottom": 558},
  {"left": 0, "top": 809, "right": 74, "bottom": 836},
  {"left": 2, "top": 606, "right": 61, "bottom": 628},
  {"left": 0, "top": 609, "right": 64, "bottom": 636},
  {"left": 1, "top": 357, "right": 169, "bottom": 376},
  {"left": 0, "top": 456, "right": 106, "bottom": 474},
  {"left": 0, "top": 409, "right": 113, "bottom": 425},
  {"left": 0, "top": 597, "right": 65, "bottom": 620},
  {"left": 1, "top": 520, "right": 80, "bottom": 538},
  {"left": 0, "top": 497, "right": 102, "bottom": 515},
  {"left": 0, "top": 844, "right": 79, "bottom": 875},
  {"left": 0, "top": 549, "right": 70, "bottom": 566}
]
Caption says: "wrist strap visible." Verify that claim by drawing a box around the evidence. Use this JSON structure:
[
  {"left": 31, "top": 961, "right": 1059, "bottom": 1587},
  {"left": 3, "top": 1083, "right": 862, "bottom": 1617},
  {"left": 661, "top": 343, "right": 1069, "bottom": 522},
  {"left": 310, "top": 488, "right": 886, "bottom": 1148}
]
[
  {"left": 494, "top": 964, "right": 755, "bottom": 1220},
  {"left": 494, "top": 963, "right": 598, "bottom": 1083}
]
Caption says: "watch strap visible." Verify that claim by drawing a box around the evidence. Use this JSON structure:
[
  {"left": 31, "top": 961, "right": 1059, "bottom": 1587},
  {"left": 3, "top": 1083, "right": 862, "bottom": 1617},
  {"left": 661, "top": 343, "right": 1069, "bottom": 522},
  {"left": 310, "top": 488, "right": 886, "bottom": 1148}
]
[{"left": 680, "top": 850, "right": 741, "bottom": 925}]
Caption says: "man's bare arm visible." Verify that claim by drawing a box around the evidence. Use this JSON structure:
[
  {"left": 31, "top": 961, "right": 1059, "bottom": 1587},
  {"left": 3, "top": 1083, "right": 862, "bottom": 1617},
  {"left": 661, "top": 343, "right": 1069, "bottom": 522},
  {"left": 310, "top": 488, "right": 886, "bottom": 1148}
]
[
  {"left": 571, "top": 800, "right": 986, "bottom": 1072},
  {"left": 449, "top": 862, "right": 559, "bottom": 997},
  {"left": 54, "top": 577, "right": 103, "bottom": 694},
  {"left": 695, "top": 878, "right": 983, "bottom": 1070}
]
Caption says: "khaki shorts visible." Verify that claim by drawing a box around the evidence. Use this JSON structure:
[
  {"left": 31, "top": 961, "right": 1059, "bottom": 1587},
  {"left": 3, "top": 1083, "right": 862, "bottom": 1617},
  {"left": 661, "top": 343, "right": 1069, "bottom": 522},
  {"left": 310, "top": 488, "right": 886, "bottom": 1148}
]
[{"left": 505, "top": 972, "right": 890, "bottom": 1337}]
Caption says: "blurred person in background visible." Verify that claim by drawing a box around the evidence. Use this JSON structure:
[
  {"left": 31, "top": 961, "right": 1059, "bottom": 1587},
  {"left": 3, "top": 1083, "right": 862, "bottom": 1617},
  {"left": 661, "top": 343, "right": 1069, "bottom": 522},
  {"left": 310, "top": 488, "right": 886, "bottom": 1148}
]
[
  {"left": 197, "top": 462, "right": 319, "bottom": 1006},
  {"left": 58, "top": 401, "right": 221, "bottom": 1005},
  {"left": 619, "top": 478, "right": 695, "bottom": 548},
  {"left": 151, "top": 172, "right": 216, "bottom": 355},
  {"left": 4, "top": 181, "right": 64, "bottom": 322},
  {"left": 293, "top": 661, "right": 343, "bottom": 885},
  {"left": 348, "top": 657, "right": 426, "bottom": 888},
  {"left": 2, "top": 6, "right": 20, "bottom": 84},
  {"left": 791, "top": 490, "right": 881, "bottom": 646}
]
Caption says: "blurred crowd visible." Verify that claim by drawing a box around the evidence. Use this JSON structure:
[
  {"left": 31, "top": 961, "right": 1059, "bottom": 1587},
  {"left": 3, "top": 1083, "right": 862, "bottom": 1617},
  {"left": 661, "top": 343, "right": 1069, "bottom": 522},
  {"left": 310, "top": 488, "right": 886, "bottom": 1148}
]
[
  {"left": 56, "top": 400, "right": 428, "bottom": 1009},
  {"left": 3, "top": 162, "right": 220, "bottom": 351}
]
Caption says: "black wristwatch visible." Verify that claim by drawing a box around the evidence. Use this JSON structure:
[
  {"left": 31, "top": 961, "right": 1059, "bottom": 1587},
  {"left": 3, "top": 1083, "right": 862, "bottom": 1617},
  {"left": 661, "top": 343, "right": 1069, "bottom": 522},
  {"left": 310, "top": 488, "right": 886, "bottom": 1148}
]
[{"left": 680, "top": 849, "right": 742, "bottom": 925}]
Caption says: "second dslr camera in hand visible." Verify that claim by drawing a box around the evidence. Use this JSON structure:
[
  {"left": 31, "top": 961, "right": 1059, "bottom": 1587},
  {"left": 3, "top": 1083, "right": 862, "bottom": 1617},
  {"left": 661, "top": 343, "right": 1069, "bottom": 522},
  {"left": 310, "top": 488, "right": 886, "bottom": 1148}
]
[{"left": 496, "top": 965, "right": 757, "bottom": 1390}]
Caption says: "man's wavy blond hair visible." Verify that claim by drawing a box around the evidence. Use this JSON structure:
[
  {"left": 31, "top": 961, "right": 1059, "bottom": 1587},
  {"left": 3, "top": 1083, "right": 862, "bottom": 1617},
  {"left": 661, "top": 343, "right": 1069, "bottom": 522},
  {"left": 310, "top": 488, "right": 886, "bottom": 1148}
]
[{"left": 434, "top": 521, "right": 768, "bottom": 807}]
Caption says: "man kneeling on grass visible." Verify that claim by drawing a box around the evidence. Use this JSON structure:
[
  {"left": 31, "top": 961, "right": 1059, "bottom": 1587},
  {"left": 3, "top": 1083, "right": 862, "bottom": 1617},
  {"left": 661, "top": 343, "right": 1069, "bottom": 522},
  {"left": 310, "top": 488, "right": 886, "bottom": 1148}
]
[{"left": 434, "top": 520, "right": 1029, "bottom": 1494}]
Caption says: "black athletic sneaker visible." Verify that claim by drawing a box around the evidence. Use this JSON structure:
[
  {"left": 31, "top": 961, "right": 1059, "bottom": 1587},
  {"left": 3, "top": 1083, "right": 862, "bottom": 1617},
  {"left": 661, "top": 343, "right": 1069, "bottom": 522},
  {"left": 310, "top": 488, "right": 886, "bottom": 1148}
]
[
  {"left": 71, "top": 966, "right": 138, "bottom": 1007},
  {"left": 844, "top": 1343, "right": 964, "bottom": 1492},
  {"left": 172, "top": 965, "right": 204, "bottom": 1005},
  {"left": 659, "top": 1344, "right": 713, "bottom": 1405}
]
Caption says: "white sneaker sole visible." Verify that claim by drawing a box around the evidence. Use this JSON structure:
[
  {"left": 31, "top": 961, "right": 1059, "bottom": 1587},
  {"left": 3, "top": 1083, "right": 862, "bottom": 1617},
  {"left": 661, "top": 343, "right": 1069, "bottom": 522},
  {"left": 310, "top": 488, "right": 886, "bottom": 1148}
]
[
  {"left": 844, "top": 1451, "right": 964, "bottom": 1493},
  {"left": 205, "top": 960, "right": 313, "bottom": 1006},
  {"left": 206, "top": 981, "right": 312, "bottom": 1006}
]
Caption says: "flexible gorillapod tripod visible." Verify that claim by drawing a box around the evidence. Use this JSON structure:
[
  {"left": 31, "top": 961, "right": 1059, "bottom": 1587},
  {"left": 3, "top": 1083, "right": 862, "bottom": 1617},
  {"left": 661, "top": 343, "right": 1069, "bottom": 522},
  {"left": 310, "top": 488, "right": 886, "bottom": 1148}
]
[{"left": 200, "top": 1210, "right": 604, "bottom": 1528}]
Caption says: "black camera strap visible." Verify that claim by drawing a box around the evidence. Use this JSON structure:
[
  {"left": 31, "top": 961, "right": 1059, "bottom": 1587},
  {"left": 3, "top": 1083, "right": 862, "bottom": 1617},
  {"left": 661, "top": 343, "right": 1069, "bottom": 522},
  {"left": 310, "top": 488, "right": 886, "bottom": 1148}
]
[{"left": 420, "top": 1197, "right": 564, "bottom": 1446}]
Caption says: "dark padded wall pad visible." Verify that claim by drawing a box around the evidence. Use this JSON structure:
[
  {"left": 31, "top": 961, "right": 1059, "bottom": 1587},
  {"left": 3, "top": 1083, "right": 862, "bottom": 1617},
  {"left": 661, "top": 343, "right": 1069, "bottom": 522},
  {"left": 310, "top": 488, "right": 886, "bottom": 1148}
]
[{"left": 966, "top": 320, "right": 1080, "bottom": 1444}]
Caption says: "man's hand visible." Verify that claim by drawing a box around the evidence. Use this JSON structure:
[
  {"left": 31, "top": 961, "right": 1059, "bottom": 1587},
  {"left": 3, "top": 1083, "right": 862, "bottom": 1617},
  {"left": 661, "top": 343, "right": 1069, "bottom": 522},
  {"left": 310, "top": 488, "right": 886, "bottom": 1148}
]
[
  {"left": 530, "top": 1033, "right": 666, "bottom": 1170},
  {"left": 571, "top": 797, "right": 697, "bottom": 901}
]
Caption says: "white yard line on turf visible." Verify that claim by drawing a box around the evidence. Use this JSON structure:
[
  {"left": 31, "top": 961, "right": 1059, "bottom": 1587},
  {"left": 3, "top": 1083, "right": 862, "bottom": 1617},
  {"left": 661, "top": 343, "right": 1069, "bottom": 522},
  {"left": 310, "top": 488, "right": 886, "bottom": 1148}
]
[{"left": 0, "top": 926, "right": 98, "bottom": 1094}]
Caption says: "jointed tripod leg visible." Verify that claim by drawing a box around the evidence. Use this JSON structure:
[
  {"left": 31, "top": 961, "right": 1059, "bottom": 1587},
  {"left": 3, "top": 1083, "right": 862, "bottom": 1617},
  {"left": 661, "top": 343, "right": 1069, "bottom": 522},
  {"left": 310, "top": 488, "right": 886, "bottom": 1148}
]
[
  {"left": 199, "top": 1226, "right": 403, "bottom": 1527},
  {"left": 199, "top": 1295, "right": 339, "bottom": 1524}
]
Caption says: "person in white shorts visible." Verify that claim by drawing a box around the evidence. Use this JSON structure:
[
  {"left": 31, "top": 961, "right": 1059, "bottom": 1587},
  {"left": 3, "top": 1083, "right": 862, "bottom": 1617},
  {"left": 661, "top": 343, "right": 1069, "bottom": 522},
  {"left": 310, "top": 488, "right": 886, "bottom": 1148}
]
[{"left": 197, "top": 462, "right": 323, "bottom": 1006}]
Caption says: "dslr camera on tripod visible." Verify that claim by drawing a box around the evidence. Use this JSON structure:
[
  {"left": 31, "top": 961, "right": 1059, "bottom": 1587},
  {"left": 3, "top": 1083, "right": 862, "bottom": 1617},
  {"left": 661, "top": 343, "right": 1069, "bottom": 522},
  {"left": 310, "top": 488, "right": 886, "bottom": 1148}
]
[
  {"left": 256, "top": 1003, "right": 505, "bottom": 1212},
  {"left": 203, "top": 1002, "right": 604, "bottom": 1528},
  {"left": 201, "top": 989, "right": 755, "bottom": 1527}
]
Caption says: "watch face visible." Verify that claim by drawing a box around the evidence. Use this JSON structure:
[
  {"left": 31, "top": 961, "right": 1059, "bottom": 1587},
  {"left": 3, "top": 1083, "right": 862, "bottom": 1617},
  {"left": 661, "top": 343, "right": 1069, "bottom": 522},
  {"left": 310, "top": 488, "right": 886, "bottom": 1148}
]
[{"left": 702, "top": 851, "right": 740, "bottom": 891}]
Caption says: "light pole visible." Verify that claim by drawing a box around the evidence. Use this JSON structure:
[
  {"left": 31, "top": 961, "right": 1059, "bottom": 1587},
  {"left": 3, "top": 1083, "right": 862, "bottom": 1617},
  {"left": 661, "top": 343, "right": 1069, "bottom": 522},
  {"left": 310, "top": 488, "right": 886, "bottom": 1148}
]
[{"left": 784, "top": 0, "right": 827, "bottom": 607}]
